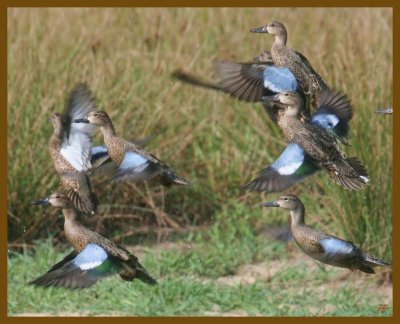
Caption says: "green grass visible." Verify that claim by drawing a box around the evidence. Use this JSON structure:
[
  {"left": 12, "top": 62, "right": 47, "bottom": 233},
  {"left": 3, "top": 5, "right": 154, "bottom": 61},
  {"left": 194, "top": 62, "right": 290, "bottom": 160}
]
[
  {"left": 7, "top": 8, "right": 392, "bottom": 316},
  {"left": 8, "top": 205, "right": 392, "bottom": 316}
]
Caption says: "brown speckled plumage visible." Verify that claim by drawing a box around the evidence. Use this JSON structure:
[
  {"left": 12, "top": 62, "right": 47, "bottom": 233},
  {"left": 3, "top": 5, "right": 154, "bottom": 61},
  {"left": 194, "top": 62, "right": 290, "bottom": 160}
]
[
  {"left": 61, "top": 206, "right": 130, "bottom": 261},
  {"left": 48, "top": 83, "right": 98, "bottom": 214},
  {"left": 30, "top": 194, "right": 157, "bottom": 289},
  {"left": 273, "top": 92, "right": 369, "bottom": 191},
  {"left": 75, "top": 110, "right": 190, "bottom": 186},
  {"left": 277, "top": 110, "right": 339, "bottom": 161},
  {"left": 252, "top": 21, "right": 329, "bottom": 107},
  {"left": 261, "top": 195, "right": 391, "bottom": 273}
]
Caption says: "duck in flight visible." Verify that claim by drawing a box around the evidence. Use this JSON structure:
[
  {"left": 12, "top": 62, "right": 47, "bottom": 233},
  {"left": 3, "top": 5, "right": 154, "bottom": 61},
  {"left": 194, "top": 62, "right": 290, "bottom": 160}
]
[
  {"left": 47, "top": 83, "right": 99, "bottom": 214},
  {"left": 30, "top": 193, "right": 157, "bottom": 289},
  {"left": 243, "top": 89, "right": 369, "bottom": 192},
  {"left": 74, "top": 111, "right": 191, "bottom": 186},
  {"left": 250, "top": 21, "right": 330, "bottom": 107},
  {"left": 259, "top": 194, "right": 391, "bottom": 274}
]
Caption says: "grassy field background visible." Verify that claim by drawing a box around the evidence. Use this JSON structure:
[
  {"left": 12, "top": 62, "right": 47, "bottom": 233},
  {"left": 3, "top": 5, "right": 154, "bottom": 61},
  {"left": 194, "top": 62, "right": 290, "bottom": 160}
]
[{"left": 7, "top": 8, "right": 392, "bottom": 316}]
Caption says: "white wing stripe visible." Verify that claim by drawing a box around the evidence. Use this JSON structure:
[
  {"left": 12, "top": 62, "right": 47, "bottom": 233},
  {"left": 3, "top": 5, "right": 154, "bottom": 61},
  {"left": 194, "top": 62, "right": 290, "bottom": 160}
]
[{"left": 61, "top": 131, "right": 92, "bottom": 172}]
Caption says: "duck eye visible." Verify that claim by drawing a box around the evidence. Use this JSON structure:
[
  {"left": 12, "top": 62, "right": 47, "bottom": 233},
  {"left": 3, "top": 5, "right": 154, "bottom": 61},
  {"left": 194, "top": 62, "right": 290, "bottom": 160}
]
[
  {"left": 284, "top": 197, "right": 289, "bottom": 201},
  {"left": 93, "top": 113, "right": 98, "bottom": 117}
]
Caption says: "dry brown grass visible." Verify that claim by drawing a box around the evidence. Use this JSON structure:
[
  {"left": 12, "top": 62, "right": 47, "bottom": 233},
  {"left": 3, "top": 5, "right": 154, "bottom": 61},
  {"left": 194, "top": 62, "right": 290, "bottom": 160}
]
[{"left": 8, "top": 8, "right": 392, "bottom": 260}]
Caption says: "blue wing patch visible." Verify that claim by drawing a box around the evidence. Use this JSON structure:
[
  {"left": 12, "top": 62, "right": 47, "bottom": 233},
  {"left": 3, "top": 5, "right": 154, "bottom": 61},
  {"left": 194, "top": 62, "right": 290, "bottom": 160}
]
[
  {"left": 271, "top": 143, "right": 305, "bottom": 175},
  {"left": 319, "top": 238, "right": 355, "bottom": 257},
  {"left": 263, "top": 67, "right": 298, "bottom": 93},
  {"left": 119, "top": 151, "right": 149, "bottom": 172},
  {"left": 243, "top": 143, "right": 318, "bottom": 193},
  {"left": 29, "top": 243, "right": 121, "bottom": 289},
  {"left": 311, "top": 90, "right": 352, "bottom": 138},
  {"left": 73, "top": 243, "right": 108, "bottom": 270},
  {"left": 311, "top": 113, "right": 340, "bottom": 130}
]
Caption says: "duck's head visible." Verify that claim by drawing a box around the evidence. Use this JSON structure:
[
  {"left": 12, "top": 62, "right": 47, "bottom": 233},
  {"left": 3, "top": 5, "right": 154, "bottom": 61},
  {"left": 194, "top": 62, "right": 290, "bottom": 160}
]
[
  {"left": 251, "top": 21, "right": 286, "bottom": 36},
  {"left": 31, "top": 193, "right": 73, "bottom": 209},
  {"left": 49, "top": 112, "right": 67, "bottom": 130},
  {"left": 264, "top": 92, "right": 302, "bottom": 117},
  {"left": 74, "top": 110, "right": 111, "bottom": 126},
  {"left": 259, "top": 194, "right": 301, "bottom": 211}
]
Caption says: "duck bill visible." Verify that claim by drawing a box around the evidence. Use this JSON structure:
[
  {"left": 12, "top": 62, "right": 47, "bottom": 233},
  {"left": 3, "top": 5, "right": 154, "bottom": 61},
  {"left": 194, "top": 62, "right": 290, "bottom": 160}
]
[
  {"left": 258, "top": 201, "right": 280, "bottom": 208},
  {"left": 74, "top": 118, "right": 90, "bottom": 123},
  {"left": 262, "top": 94, "right": 280, "bottom": 103},
  {"left": 31, "top": 198, "right": 50, "bottom": 206},
  {"left": 375, "top": 108, "right": 393, "bottom": 115},
  {"left": 250, "top": 26, "right": 268, "bottom": 33}
]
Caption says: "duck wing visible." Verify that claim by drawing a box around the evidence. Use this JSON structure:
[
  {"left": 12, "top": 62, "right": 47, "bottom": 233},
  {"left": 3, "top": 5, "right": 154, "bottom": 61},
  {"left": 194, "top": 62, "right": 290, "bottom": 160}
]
[
  {"left": 88, "top": 236, "right": 158, "bottom": 285},
  {"left": 63, "top": 172, "right": 98, "bottom": 214},
  {"left": 46, "top": 250, "right": 79, "bottom": 272},
  {"left": 243, "top": 143, "right": 318, "bottom": 193},
  {"left": 294, "top": 50, "right": 330, "bottom": 90},
  {"left": 318, "top": 236, "right": 363, "bottom": 267},
  {"left": 29, "top": 243, "right": 121, "bottom": 289},
  {"left": 90, "top": 145, "right": 112, "bottom": 170},
  {"left": 60, "top": 83, "right": 98, "bottom": 172},
  {"left": 311, "top": 89, "right": 353, "bottom": 139},
  {"left": 111, "top": 150, "right": 166, "bottom": 182},
  {"left": 214, "top": 60, "right": 272, "bottom": 102},
  {"left": 90, "top": 135, "right": 155, "bottom": 172}
]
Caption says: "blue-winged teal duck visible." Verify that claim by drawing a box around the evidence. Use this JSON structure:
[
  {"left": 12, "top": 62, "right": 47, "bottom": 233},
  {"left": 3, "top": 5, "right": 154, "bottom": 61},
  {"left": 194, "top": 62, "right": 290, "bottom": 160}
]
[
  {"left": 30, "top": 193, "right": 157, "bottom": 289},
  {"left": 173, "top": 51, "right": 275, "bottom": 101},
  {"left": 89, "top": 136, "right": 154, "bottom": 174},
  {"left": 260, "top": 194, "right": 391, "bottom": 273},
  {"left": 244, "top": 90, "right": 369, "bottom": 192},
  {"left": 173, "top": 51, "right": 309, "bottom": 123},
  {"left": 87, "top": 137, "right": 154, "bottom": 175},
  {"left": 74, "top": 111, "right": 191, "bottom": 186},
  {"left": 376, "top": 108, "right": 393, "bottom": 115},
  {"left": 174, "top": 51, "right": 300, "bottom": 104},
  {"left": 214, "top": 50, "right": 300, "bottom": 103},
  {"left": 251, "top": 21, "right": 330, "bottom": 107},
  {"left": 48, "top": 83, "right": 99, "bottom": 214}
]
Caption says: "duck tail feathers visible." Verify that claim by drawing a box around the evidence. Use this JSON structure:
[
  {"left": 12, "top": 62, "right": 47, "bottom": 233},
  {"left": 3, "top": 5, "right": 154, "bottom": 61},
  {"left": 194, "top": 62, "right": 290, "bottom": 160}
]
[
  {"left": 326, "top": 157, "right": 369, "bottom": 191},
  {"left": 160, "top": 170, "right": 191, "bottom": 187},
  {"left": 363, "top": 252, "right": 391, "bottom": 268}
]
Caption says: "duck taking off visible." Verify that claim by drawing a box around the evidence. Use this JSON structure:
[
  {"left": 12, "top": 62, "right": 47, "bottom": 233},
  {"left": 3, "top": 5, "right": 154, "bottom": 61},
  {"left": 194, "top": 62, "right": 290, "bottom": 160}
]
[
  {"left": 243, "top": 89, "right": 369, "bottom": 192},
  {"left": 74, "top": 111, "right": 190, "bottom": 186},
  {"left": 173, "top": 22, "right": 331, "bottom": 119},
  {"left": 214, "top": 49, "right": 302, "bottom": 102},
  {"left": 174, "top": 50, "right": 309, "bottom": 122},
  {"left": 251, "top": 21, "right": 330, "bottom": 107},
  {"left": 172, "top": 51, "right": 286, "bottom": 102},
  {"left": 30, "top": 193, "right": 157, "bottom": 289},
  {"left": 47, "top": 83, "right": 99, "bottom": 214},
  {"left": 259, "top": 194, "right": 391, "bottom": 274}
]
